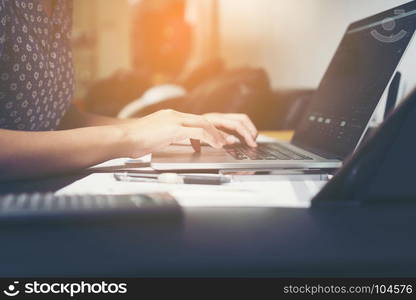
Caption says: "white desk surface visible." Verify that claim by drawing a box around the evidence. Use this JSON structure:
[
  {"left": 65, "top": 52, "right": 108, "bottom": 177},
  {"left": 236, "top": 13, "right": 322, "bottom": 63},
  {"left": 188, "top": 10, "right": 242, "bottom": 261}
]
[{"left": 58, "top": 168, "right": 327, "bottom": 208}]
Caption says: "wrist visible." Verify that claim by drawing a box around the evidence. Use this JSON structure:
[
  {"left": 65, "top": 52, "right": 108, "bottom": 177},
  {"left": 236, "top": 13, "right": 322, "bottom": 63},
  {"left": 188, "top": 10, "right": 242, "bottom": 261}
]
[
  {"left": 110, "top": 124, "right": 150, "bottom": 158},
  {"left": 104, "top": 125, "right": 134, "bottom": 158}
]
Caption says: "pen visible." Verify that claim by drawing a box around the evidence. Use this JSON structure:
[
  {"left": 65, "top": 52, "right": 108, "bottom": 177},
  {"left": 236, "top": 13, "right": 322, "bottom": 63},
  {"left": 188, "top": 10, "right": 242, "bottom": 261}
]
[{"left": 114, "top": 173, "right": 231, "bottom": 185}]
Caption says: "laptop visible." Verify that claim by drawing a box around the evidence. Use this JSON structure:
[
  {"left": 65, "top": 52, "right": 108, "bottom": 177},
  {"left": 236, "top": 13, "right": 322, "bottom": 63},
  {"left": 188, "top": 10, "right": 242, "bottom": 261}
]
[{"left": 152, "top": 1, "right": 416, "bottom": 171}]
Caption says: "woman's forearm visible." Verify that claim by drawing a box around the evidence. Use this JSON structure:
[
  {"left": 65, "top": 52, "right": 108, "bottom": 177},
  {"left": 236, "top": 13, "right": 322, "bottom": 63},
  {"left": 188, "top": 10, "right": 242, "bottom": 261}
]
[
  {"left": 0, "top": 126, "right": 128, "bottom": 181},
  {"left": 0, "top": 109, "right": 258, "bottom": 181}
]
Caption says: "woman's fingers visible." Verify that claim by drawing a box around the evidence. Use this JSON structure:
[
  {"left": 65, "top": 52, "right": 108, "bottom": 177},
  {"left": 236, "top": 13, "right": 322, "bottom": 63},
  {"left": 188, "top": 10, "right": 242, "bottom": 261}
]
[
  {"left": 203, "top": 113, "right": 258, "bottom": 146},
  {"left": 178, "top": 113, "right": 227, "bottom": 146},
  {"left": 224, "top": 114, "right": 258, "bottom": 138},
  {"left": 178, "top": 127, "right": 224, "bottom": 149},
  {"left": 155, "top": 111, "right": 258, "bottom": 151},
  {"left": 220, "top": 131, "right": 239, "bottom": 145},
  {"left": 210, "top": 118, "right": 257, "bottom": 147}
]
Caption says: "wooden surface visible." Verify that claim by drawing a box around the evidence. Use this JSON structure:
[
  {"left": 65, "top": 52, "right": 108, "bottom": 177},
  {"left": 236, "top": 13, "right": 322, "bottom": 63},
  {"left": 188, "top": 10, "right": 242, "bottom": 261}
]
[{"left": 260, "top": 131, "right": 294, "bottom": 142}]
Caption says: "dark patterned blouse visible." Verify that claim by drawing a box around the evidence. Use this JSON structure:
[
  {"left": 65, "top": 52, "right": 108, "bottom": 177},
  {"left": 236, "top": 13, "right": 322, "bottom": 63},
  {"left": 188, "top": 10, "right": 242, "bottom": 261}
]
[{"left": 0, "top": 0, "right": 74, "bottom": 131}]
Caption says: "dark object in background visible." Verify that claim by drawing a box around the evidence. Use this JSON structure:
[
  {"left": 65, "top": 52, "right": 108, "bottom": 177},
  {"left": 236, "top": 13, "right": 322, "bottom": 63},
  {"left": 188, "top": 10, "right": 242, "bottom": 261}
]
[
  {"left": 180, "top": 59, "right": 226, "bottom": 90},
  {"left": 313, "top": 88, "right": 416, "bottom": 206},
  {"left": 133, "top": 66, "right": 314, "bottom": 131},
  {"left": 264, "top": 89, "right": 314, "bottom": 130},
  {"left": 131, "top": 0, "right": 192, "bottom": 79},
  {"left": 83, "top": 59, "right": 225, "bottom": 118},
  {"left": 179, "top": 62, "right": 314, "bottom": 130},
  {"left": 136, "top": 68, "right": 277, "bottom": 130},
  {"left": 83, "top": 59, "right": 314, "bottom": 130},
  {"left": 84, "top": 0, "right": 193, "bottom": 117},
  {"left": 183, "top": 68, "right": 274, "bottom": 129},
  {"left": 84, "top": 70, "right": 151, "bottom": 117}
]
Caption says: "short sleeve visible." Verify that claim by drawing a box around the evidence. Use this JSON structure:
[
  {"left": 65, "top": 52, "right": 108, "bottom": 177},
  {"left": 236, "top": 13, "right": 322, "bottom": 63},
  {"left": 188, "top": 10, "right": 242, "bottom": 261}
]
[{"left": 0, "top": 0, "right": 5, "bottom": 58}]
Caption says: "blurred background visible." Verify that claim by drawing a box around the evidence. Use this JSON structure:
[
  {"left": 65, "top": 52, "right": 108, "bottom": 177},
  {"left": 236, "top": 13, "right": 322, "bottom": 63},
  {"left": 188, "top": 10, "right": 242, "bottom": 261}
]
[{"left": 71, "top": 0, "right": 416, "bottom": 129}]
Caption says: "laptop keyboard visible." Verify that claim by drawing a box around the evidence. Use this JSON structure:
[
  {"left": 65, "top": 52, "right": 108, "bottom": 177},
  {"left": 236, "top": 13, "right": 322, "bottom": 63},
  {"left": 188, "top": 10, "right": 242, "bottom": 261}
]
[{"left": 225, "top": 143, "right": 313, "bottom": 161}]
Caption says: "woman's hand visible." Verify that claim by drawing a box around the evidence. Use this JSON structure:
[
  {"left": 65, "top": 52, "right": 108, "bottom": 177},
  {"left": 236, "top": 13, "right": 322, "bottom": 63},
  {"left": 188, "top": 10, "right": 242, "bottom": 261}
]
[
  {"left": 203, "top": 113, "right": 258, "bottom": 147},
  {"left": 0, "top": 110, "right": 258, "bottom": 180},
  {"left": 117, "top": 110, "right": 227, "bottom": 157},
  {"left": 117, "top": 110, "right": 258, "bottom": 158}
]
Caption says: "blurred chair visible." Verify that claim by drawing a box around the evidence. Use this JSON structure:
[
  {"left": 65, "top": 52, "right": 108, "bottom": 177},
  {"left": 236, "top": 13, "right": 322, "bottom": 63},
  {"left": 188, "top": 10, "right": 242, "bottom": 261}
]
[
  {"left": 84, "top": 70, "right": 151, "bottom": 117},
  {"left": 118, "top": 84, "right": 187, "bottom": 119},
  {"left": 117, "top": 85, "right": 315, "bottom": 131}
]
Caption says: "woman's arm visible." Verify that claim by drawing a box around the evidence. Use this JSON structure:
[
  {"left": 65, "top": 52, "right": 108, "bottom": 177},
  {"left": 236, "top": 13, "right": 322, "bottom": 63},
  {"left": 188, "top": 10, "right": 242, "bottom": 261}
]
[
  {"left": 0, "top": 110, "right": 230, "bottom": 181},
  {"left": 0, "top": 125, "right": 127, "bottom": 180}
]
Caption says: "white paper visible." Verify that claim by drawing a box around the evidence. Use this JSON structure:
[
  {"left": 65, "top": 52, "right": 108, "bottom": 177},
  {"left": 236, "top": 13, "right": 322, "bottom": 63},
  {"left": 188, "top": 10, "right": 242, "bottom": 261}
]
[{"left": 57, "top": 173, "right": 327, "bottom": 208}]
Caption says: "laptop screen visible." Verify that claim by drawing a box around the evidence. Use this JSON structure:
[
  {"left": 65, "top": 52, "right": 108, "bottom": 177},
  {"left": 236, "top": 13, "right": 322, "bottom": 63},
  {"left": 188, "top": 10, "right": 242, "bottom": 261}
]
[{"left": 292, "top": 1, "right": 416, "bottom": 160}]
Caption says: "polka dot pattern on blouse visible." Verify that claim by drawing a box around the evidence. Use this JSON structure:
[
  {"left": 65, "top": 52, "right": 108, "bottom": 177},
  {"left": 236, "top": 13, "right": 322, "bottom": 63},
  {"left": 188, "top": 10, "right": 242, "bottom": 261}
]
[{"left": 0, "top": 0, "right": 74, "bottom": 131}]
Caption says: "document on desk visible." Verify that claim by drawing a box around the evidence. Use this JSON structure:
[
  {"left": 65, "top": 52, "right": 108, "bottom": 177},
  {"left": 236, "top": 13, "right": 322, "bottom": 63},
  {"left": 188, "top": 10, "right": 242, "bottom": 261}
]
[
  {"left": 88, "top": 155, "right": 152, "bottom": 172},
  {"left": 57, "top": 173, "right": 327, "bottom": 208}
]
